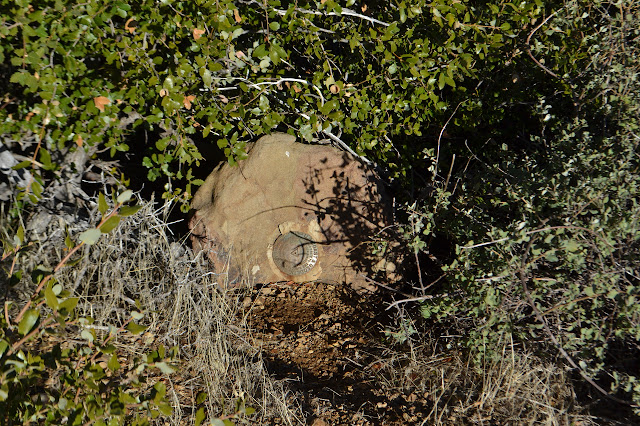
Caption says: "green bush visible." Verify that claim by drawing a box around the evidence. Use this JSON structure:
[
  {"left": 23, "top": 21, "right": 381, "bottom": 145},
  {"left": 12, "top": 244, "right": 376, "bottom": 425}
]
[
  {"left": 411, "top": 0, "right": 640, "bottom": 409},
  {"left": 0, "top": 192, "right": 176, "bottom": 425},
  {"left": 1, "top": 0, "right": 553, "bottom": 207}
]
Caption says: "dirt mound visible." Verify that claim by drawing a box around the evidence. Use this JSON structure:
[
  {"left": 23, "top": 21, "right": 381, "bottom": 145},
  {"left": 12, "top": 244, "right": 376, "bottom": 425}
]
[{"left": 243, "top": 282, "right": 433, "bottom": 424}]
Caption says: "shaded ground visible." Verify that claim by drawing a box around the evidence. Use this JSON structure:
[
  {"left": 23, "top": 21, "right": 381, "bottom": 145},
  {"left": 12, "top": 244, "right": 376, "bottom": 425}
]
[{"left": 243, "top": 282, "right": 437, "bottom": 425}]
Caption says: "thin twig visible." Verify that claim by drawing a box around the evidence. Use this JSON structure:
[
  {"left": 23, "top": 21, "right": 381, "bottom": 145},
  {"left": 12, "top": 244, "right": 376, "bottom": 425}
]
[
  {"left": 525, "top": 11, "right": 560, "bottom": 78},
  {"left": 386, "top": 293, "right": 453, "bottom": 311},
  {"left": 461, "top": 224, "right": 614, "bottom": 250},
  {"left": 322, "top": 131, "right": 373, "bottom": 166},
  {"left": 433, "top": 102, "right": 464, "bottom": 181},
  {"left": 269, "top": 4, "right": 391, "bottom": 27},
  {"left": 360, "top": 274, "right": 413, "bottom": 298},
  {"left": 444, "top": 154, "right": 455, "bottom": 193}
]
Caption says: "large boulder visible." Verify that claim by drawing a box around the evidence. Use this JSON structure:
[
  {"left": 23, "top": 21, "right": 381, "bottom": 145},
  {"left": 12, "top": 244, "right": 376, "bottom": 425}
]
[{"left": 188, "top": 133, "right": 402, "bottom": 292}]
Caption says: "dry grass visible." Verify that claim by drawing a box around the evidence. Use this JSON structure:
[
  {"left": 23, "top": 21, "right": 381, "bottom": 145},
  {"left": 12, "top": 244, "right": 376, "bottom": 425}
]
[
  {"left": 4, "top": 197, "right": 303, "bottom": 424},
  {"left": 367, "top": 330, "right": 594, "bottom": 425},
  {"left": 0, "top": 196, "right": 604, "bottom": 424}
]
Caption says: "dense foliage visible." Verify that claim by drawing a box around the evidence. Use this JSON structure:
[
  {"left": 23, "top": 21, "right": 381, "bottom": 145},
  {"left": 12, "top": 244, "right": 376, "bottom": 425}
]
[
  {"left": 1, "top": 0, "right": 558, "bottom": 204},
  {"left": 1, "top": 0, "right": 639, "bottom": 420},
  {"left": 411, "top": 0, "right": 640, "bottom": 410}
]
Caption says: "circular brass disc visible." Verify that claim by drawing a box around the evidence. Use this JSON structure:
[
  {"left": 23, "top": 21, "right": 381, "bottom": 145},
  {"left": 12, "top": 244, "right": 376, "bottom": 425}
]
[{"left": 272, "top": 231, "right": 318, "bottom": 276}]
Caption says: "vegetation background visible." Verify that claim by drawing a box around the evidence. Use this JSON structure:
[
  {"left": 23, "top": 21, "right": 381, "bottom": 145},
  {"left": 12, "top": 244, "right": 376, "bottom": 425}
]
[{"left": 1, "top": 0, "right": 639, "bottom": 424}]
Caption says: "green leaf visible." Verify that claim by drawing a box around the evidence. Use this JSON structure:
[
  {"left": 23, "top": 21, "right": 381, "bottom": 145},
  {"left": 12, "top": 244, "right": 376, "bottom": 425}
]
[
  {"left": 12, "top": 160, "right": 31, "bottom": 170},
  {"left": 154, "top": 382, "right": 167, "bottom": 401},
  {"left": 39, "top": 149, "right": 52, "bottom": 168},
  {"left": 101, "top": 344, "right": 117, "bottom": 354},
  {"left": 0, "top": 340, "right": 8, "bottom": 357},
  {"left": 119, "top": 205, "right": 142, "bottom": 217},
  {"left": 120, "top": 392, "right": 137, "bottom": 404},
  {"left": 196, "top": 392, "right": 208, "bottom": 404},
  {"left": 81, "top": 328, "right": 94, "bottom": 343},
  {"left": 18, "top": 309, "right": 39, "bottom": 336},
  {"left": 100, "top": 215, "right": 121, "bottom": 233},
  {"left": 195, "top": 407, "right": 206, "bottom": 426},
  {"left": 98, "top": 192, "right": 109, "bottom": 215},
  {"left": 127, "top": 321, "right": 148, "bottom": 335},
  {"left": 202, "top": 68, "right": 212, "bottom": 88},
  {"left": 253, "top": 44, "right": 267, "bottom": 58},
  {"left": 79, "top": 228, "right": 102, "bottom": 245},
  {"left": 438, "top": 72, "right": 446, "bottom": 90},
  {"left": 0, "top": 384, "right": 8, "bottom": 402},
  {"left": 58, "top": 297, "right": 79, "bottom": 312},
  {"left": 154, "top": 362, "right": 175, "bottom": 374},
  {"left": 117, "top": 190, "right": 134, "bottom": 204},
  {"left": 16, "top": 226, "right": 25, "bottom": 244},
  {"left": 108, "top": 354, "right": 121, "bottom": 372},
  {"left": 44, "top": 282, "right": 59, "bottom": 310},
  {"left": 564, "top": 240, "right": 580, "bottom": 252},
  {"left": 32, "top": 179, "right": 43, "bottom": 199},
  {"left": 158, "top": 402, "right": 173, "bottom": 416},
  {"left": 64, "top": 234, "right": 75, "bottom": 249}
]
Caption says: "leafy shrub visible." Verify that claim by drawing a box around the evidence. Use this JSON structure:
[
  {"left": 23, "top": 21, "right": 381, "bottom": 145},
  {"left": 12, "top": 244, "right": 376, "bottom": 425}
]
[
  {"left": 0, "top": 192, "right": 177, "bottom": 425},
  {"left": 1, "top": 0, "right": 553, "bottom": 207},
  {"left": 410, "top": 0, "right": 640, "bottom": 410}
]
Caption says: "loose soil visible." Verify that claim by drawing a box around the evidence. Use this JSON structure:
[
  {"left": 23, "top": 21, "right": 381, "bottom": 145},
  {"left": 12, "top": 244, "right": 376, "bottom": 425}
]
[{"left": 243, "top": 282, "right": 434, "bottom": 425}]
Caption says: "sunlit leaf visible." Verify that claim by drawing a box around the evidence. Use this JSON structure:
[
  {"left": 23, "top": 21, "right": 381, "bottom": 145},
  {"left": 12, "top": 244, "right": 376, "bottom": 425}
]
[
  {"left": 81, "top": 328, "right": 94, "bottom": 343},
  {"left": 98, "top": 192, "right": 108, "bottom": 215},
  {"left": 108, "top": 354, "right": 121, "bottom": 372},
  {"left": 93, "top": 96, "right": 111, "bottom": 112},
  {"left": 0, "top": 340, "right": 9, "bottom": 357},
  {"left": 58, "top": 297, "right": 79, "bottom": 312},
  {"left": 117, "top": 190, "right": 133, "bottom": 204},
  {"left": 127, "top": 321, "right": 147, "bottom": 335},
  {"left": 18, "top": 310, "right": 39, "bottom": 336},
  {"left": 154, "top": 362, "right": 175, "bottom": 374},
  {"left": 193, "top": 28, "right": 205, "bottom": 40},
  {"left": 79, "top": 228, "right": 102, "bottom": 245},
  {"left": 44, "top": 282, "right": 59, "bottom": 310},
  {"left": 195, "top": 407, "right": 206, "bottom": 426},
  {"left": 100, "top": 215, "right": 120, "bottom": 233}
]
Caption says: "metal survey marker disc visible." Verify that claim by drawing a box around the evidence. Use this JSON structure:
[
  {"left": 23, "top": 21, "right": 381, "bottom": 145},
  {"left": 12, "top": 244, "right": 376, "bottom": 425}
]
[{"left": 272, "top": 231, "right": 318, "bottom": 276}]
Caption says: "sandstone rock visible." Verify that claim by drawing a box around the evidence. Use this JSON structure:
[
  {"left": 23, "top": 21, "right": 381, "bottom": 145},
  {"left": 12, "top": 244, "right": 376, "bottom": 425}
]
[{"left": 188, "top": 133, "right": 402, "bottom": 292}]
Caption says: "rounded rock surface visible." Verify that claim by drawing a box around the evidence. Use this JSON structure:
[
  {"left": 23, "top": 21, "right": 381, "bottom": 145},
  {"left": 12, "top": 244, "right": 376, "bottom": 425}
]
[{"left": 188, "top": 133, "right": 404, "bottom": 291}]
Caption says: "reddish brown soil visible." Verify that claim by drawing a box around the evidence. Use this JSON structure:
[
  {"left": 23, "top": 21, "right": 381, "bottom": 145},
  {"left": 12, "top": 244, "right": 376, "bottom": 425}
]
[{"left": 243, "top": 282, "right": 432, "bottom": 425}]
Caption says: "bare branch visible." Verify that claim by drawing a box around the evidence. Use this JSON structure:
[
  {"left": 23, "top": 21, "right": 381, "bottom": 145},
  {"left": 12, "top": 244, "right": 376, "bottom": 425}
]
[
  {"left": 385, "top": 293, "right": 454, "bottom": 311},
  {"left": 268, "top": 5, "right": 391, "bottom": 27},
  {"left": 323, "top": 130, "right": 373, "bottom": 166},
  {"left": 526, "top": 11, "right": 561, "bottom": 79}
]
